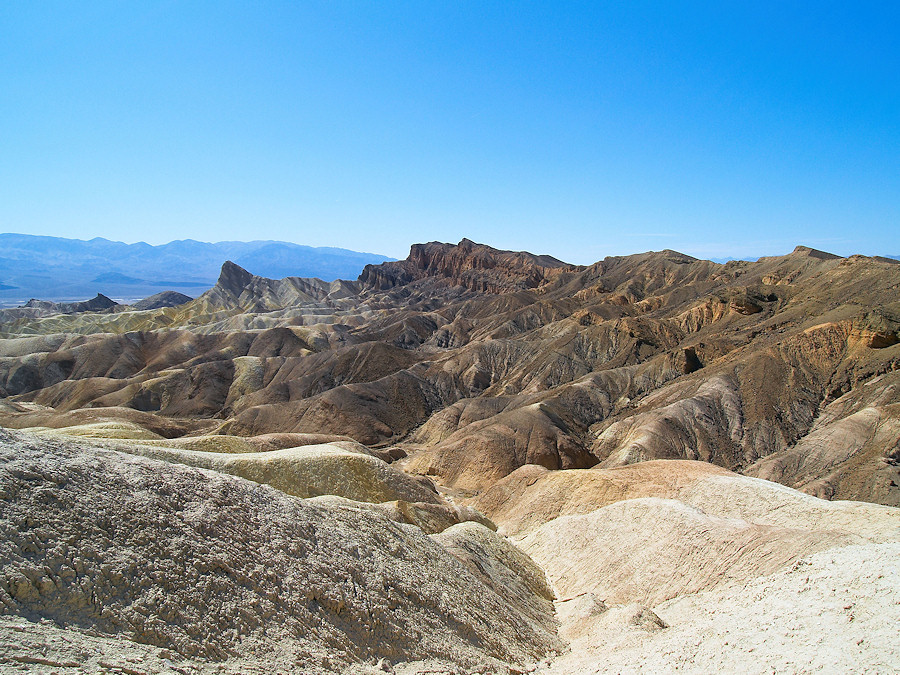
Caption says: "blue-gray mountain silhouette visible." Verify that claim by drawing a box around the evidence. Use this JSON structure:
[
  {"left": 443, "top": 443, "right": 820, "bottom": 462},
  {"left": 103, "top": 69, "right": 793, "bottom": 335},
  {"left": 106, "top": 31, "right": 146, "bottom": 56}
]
[{"left": 0, "top": 234, "right": 392, "bottom": 305}]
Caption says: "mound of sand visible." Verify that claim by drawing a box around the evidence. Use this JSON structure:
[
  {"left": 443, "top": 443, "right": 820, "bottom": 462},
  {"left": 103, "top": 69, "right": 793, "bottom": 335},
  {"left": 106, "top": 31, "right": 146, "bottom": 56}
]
[
  {"left": 475, "top": 460, "right": 730, "bottom": 536},
  {"left": 477, "top": 460, "right": 900, "bottom": 539},
  {"left": 518, "top": 497, "right": 864, "bottom": 607},
  {"left": 33, "top": 420, "right": 166, "bottom": 441},
  {"left": 109, "top": 441, "right": 442, "bottom": 505}
]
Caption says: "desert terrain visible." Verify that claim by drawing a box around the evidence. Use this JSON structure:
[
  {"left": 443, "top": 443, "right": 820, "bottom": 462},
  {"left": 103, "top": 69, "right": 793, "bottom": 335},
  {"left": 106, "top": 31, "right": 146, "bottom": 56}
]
[{"left": 1, "top": 239, "right": 898, "bottom": 673}]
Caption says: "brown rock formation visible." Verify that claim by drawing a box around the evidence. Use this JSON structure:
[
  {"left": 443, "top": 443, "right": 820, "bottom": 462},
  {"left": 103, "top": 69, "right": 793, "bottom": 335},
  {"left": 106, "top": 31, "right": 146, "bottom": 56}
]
[
  {"left": 359, "top": 238, "right": 577, "bottom": 292},
  {"left": 1, "top": 240, "right": 899, "bottom": 505}
]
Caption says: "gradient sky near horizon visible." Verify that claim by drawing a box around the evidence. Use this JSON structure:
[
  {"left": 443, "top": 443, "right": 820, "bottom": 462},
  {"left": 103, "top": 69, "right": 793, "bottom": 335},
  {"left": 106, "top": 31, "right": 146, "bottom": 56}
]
[{"left": 1, "top": 1, "right": 898, "bottom": 263}]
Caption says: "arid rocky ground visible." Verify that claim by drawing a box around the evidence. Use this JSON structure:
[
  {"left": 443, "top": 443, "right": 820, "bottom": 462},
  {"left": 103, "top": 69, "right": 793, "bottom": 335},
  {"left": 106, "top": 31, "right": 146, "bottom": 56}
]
[{"left": 1, "top": 239, "right": 899, "bottom": 673}]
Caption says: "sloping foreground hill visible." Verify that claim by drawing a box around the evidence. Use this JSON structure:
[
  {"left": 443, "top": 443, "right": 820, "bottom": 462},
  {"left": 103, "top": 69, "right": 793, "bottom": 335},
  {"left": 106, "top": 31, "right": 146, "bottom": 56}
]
[
  {"left": 510, "top": 459, "right": 900, "bottom": 674},
  {"left": 1, "top": 239, "right": 898, "bottom": 507},
  {"left": 535, "top": 542, "right": 899, "bottom": 675},
  {"left": 0, "top": 427, "right": 898, "bottom": 673},
  {"left": 0, "top": 429, "right": 559, "bottom": 674}
]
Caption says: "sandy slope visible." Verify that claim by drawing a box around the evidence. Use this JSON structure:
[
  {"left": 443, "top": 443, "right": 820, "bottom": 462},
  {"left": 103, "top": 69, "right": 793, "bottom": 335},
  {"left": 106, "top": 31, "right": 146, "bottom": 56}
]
[
  {"left": 519, "top": 497, "right": 865, "bottom": 607},
  {"left": 536, "top": 543, "right": 900, "bottom": 675},
  {"left": 1, "top": 425, "right": 899, "bottom": 673},
  {"left": 508, "top": 459, "right": 900, "bottom": 674},
  {"left": 476, "top": 459, "right": 900, "bottom": 539}
]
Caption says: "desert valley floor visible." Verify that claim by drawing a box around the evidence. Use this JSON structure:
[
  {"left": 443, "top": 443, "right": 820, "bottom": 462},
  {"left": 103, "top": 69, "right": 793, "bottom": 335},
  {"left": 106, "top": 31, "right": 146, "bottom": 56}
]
[{"left": 1, "top": 239, "right": 898, "bottom": 673}]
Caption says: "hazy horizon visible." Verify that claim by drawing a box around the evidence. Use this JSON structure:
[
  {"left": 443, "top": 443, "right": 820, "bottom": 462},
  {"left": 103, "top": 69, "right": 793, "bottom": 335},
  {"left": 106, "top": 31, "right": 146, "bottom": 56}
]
[{"left": 3, "top": 231, "right": 899, "bottom": 267}]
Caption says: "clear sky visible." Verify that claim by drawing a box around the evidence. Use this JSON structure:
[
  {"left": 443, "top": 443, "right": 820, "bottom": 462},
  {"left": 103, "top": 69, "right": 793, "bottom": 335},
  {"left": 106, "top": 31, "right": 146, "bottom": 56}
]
[{"left": 1, "top": 1, "right": 898, "bottom": 263}]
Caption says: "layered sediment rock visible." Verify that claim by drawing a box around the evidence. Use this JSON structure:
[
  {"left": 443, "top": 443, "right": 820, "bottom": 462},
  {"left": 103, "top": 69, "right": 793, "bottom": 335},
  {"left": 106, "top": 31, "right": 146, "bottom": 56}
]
[{"left": 1, "top": 241, "right": 899, "bottom": 505}]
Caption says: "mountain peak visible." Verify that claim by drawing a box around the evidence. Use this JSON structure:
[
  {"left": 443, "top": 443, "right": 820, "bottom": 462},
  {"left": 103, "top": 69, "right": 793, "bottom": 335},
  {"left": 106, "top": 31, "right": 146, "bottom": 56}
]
[
  {"left": 358, "top": 239, "right": 575, "bottom": 292},
  {"left": 790, "top": 245, "right": 841, "bottom": 260},
  {"left": 20, "top": 293, "right": 118, "bottom": 315},
  {"left": 216, "top": 260, "right": 255, "bottom": 294},
  {"left": 202, "top": 261, "right": 341, "bottom": 312}
]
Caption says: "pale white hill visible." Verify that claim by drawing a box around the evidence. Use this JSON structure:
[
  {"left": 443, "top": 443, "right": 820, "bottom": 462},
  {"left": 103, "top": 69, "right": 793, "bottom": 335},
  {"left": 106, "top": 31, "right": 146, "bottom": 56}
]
[{"left": 536, "top": 543, "right": 900, "bottom": 675}]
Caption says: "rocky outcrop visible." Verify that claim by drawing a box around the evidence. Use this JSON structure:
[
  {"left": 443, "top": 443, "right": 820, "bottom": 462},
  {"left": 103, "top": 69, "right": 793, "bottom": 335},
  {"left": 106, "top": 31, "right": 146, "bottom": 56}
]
[
  {"left": 2, "top": 416, "right": 899, "bottom": 674},
  {"left": 0, "top": 294, "right": 119, "bottom": 323},
  {"left": 359, "top": 239, "right": 577, "bottom": 293},
  {"left": 200, "top": 260, "right": 353, "bottom": 312},
  {"left": 130, "top": 290, "right": 193, "bottom": 310},
  {"left": 0, "top": 429, "right": 560, "bottom": 672},
  {"left": 24, "top": 293, "right": 118, "bottom": 314}
]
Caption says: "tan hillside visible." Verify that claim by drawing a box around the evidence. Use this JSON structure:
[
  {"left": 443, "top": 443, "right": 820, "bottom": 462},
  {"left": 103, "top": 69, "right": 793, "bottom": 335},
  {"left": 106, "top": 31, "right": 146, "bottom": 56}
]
[
  {"left": 2, "top": 239, "right": 900, "bottom": 672},
  {"left": 0, "top": 428, "right": 559, "bottom": 673}
]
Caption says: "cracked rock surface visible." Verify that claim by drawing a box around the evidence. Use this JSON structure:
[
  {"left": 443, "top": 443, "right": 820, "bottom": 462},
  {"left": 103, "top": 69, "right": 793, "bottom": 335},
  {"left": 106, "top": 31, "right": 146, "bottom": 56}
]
[{"left": 0, "top": 429, "right": 559, "bottom": 674}]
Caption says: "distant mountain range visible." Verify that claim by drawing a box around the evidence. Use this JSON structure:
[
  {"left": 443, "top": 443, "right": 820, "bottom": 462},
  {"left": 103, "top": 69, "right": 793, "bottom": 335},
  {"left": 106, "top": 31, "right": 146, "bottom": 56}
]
[{"left": 0, "top": 234, "right": 393, "bottom": 306}]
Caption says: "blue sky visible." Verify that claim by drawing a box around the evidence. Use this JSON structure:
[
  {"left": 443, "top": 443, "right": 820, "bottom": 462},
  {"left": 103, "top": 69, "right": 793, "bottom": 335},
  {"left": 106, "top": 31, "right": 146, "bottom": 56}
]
[{"left": 1, "top": 1, "right": 898, "bottom": 263}]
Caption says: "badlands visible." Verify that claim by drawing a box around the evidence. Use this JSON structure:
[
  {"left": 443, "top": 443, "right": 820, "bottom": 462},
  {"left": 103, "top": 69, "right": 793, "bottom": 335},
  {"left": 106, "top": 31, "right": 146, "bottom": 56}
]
[{"left": 1, "top": 239, "right": 899, "bottom": 673}]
